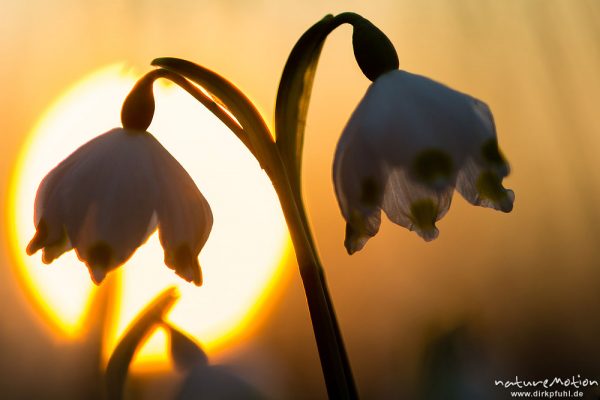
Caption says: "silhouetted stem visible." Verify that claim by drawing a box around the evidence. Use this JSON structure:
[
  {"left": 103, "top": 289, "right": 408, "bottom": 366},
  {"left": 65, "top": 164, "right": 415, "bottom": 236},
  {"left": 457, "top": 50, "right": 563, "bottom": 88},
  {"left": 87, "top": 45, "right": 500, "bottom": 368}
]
[
  {"left": 144, "top": 61, "right": 357, "bottom": 399},
  {"left": 126, "top": 69, "right": 252, "bottom": 153},
  {"left": 270, "top": 156, "right": 358, "bottom": 400},
  {"left": 272, "top": 12, "right": 385, "bottom": 398}
]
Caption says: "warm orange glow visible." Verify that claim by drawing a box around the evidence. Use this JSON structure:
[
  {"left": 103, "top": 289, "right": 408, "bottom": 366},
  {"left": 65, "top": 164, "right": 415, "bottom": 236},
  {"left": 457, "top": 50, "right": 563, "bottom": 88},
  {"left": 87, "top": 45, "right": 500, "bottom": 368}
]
[{"left": 7, "top": 64, "right": 291, "bottom": 369}]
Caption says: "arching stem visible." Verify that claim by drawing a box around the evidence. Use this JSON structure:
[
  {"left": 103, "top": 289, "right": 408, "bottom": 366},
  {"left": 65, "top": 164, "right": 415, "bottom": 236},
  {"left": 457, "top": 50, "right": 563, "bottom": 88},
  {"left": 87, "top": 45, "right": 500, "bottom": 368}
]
[
  {"left": 140, "top": 58, "right": 359, "bottom": 398},
  {"left": 269, "top": 154, "right": 358, "bottom": 400},
  {"left": 122, "top": 69, "right": 254, "bottom": 155}
]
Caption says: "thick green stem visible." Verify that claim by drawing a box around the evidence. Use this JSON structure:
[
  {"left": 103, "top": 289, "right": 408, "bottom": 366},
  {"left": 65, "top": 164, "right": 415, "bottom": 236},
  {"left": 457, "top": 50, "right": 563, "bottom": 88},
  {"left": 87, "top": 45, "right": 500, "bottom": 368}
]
[
  {"left": 148, "top": 57, "right": 358, "bottom": 398},
  {"left": 287, "top": 181, "right": 357, "bottom": 399},
  {"left": 270, "top": 158, "right": 358, "bottom": 400}
]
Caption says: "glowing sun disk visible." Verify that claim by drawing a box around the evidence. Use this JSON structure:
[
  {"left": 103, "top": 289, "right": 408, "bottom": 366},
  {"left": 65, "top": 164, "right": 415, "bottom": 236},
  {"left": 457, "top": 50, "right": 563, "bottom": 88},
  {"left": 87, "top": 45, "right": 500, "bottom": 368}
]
[{"left": 8, "top": 64, "right": 290, "bottom": 369}]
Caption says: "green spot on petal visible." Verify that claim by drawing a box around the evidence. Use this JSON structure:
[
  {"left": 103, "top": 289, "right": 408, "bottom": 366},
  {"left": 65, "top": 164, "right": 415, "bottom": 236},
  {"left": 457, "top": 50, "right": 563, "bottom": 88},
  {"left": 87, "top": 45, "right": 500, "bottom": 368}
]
[
  {"left": 476, "top": 171, "right": 508, "bottom": 202},
  {"left": 360, "top": 177, "right": 381, "bottom": 206},
  {"left": 88, "top": 242, "right": 112, "bottom": 269},
  {"left": 409, "top": 199, "right": 438, "bottom": 232},
  {"left": 412, "top": 149, "right": 453, "bottom": 186},
  {"left": 481, "top": 139, "right": 506, "bottom": 166}
]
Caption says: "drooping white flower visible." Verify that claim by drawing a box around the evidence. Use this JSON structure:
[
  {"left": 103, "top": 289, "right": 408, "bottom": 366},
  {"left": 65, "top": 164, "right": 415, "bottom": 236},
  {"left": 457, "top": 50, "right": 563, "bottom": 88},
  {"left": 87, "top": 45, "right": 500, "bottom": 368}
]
[
  {"left": 27, "top": 128, "right": 213, "bottom": 286},
  {"left": 334, "top": 69, "right": 514, "bottom": 253}
]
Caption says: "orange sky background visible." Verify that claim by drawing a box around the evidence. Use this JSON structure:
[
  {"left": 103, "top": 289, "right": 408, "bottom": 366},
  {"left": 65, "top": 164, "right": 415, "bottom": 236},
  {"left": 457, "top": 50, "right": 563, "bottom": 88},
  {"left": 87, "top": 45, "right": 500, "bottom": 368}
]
[{"left": 2, "top": 1, "right": 600, "bottom": 399}]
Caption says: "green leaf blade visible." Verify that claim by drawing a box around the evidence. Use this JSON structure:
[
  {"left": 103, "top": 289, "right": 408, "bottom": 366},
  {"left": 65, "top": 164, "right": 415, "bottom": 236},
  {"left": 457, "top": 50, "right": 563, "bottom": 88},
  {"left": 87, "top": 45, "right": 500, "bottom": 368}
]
[{"left": 274, "top": 15, "right": 335, "bottom": 188}]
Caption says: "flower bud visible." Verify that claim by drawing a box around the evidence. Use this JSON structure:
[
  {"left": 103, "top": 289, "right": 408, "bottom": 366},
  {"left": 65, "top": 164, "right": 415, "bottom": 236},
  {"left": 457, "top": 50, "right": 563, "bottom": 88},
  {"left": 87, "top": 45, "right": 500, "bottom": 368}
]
[
  {"left": 351, "top": 16, "right": 399, "bottom": 82},
  {"left": 121, "top": 74, "right": 156, "bottom": 131}
]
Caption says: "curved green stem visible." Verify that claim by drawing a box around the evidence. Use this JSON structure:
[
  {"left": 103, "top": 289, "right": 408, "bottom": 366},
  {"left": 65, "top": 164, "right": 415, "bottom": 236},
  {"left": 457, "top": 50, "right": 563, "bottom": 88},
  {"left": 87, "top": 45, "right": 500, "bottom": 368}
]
[
  {"left": 123, "top": 69, "right": 252, "bottom": 155},
  {"left": 275, "top": 12, "right": 394, "bottom": 197},
  {"left": 143, "top": 57, "right": 358, "bottom": 398},
  {"left": 278, "top": 168, "right": 357, "bottom": 398},
  {"left": 151, "top": 57, "right": 277, "bottom": 172},
  {"left": 274, "top": 13, "right": 399, "bottom": 397},
  {"left": 269, "top": 154, "right": 358, "bottom": 399}
]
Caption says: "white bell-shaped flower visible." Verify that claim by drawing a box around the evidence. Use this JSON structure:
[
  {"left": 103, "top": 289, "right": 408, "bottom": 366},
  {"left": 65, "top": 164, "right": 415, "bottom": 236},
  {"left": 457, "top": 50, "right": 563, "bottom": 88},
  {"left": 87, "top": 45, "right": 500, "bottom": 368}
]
[
  {"left": 27, "top": 128, "right": 213, "bottom": 286},
  {"left": 334, "top": 69, "right": 514, "bottom": 253}
]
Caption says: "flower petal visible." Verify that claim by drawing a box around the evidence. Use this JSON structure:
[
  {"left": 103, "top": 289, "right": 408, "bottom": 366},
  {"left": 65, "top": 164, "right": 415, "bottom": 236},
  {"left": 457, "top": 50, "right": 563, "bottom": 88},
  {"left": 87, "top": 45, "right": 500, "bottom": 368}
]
[
  {"left": 333, "top": 69, "right": 513, "bottom": 248},
  {"left": 455, "top": 102, "right": 513, "bottom": 213},
  {"left": 54, "top": 129, "right": 160, "bottom": 273},
  {"left": 27, "top": 135, "right": 103, "bottom": 262},
  {"left": 344, "top": 211, "right": 382, "bottom": 255},
  {"left": 381, "top": 168, "right": 453, "bottom": 241},
  {"left": 32, "top": 132, "right": 104, "bottom": 226},
  {"left": 349, "top": 70, "right": 495, "bottom": 171},
  {"left": 147, "top": 136, "right": 212, "bottom": 286},
  {"left": 456, "top": 158, "right": 514, "bottom": 213},
  {"left": 334, "top": 132, "right": 385, "bottom": 254},
  {"left": 26, "top": 217, "right": 72, "bottom": 263}
]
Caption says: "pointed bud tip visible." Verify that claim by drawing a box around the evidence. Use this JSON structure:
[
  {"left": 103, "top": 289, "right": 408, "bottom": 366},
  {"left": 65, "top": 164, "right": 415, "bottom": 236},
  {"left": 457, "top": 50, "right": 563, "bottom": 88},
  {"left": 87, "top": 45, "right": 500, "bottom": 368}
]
[
  {"left": 171, "top": 245, "right": 203, "bottom": 286},
  {"left": 26, "top": 242, "right": 39, "bottom": 256},
  {"left": 175, "top": 265, "right": 203, "bottom": 286},
  {"left": 344, "top": 223, "right": 369, "bottom": 255},
  {"left": 419, "top": 227, "right": 440, "bottom": 242},
  {"left": 27, "top": 220, "right": 49, "bottom": 256},
  {"left": 194, "top": 263, "right": 203, "bottom": 286},
  {"left": 41, "top": 253, "right": 54, "bottom": 265},
  {"left": 499, "top": 190, "right": 515, "bottom": 213},
  {"left": 89, "top": 266, "right": 107, "bottom": 285}
]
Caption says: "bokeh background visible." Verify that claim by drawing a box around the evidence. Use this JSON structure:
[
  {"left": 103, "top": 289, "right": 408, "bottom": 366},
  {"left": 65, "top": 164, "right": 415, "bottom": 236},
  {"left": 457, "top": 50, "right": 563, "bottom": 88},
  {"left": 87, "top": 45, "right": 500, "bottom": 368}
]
[{"left": 2, "top": 0, "right": 600, "bottom": 399}]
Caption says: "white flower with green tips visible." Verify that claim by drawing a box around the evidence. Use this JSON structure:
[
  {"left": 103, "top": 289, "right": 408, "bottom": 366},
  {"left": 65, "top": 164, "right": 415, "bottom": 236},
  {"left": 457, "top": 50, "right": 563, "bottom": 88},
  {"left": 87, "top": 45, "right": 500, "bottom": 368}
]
[
  {"left": 334, "top": 69, "right": 514, "bottom": 253},
  {"left": 27, "top": 127, "right": 212, "bottom": 286}
]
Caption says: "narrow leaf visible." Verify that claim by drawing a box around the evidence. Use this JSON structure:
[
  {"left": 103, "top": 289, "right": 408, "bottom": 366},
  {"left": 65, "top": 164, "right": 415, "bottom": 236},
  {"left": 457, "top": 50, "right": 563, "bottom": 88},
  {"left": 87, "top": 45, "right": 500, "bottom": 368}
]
[
  {"left": 166, "top": 323, "right": 208, "bottom": 372},
  {"left": 274, "top": 15, "right": 335, "bottom": 189},
  {"left": 105, "top": 287, "right": 179, "bottom": 400}
]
